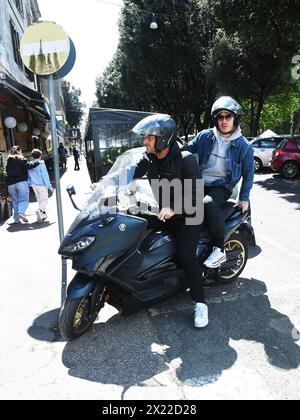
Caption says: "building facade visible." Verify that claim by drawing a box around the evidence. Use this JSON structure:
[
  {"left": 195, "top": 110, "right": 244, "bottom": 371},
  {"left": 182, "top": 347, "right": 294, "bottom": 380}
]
[
  {"left": 0, "top": 0, "right": 66, "bottom": 157},
  {"left": 0, "top": 0, "right": 40, "bottom": 89}
]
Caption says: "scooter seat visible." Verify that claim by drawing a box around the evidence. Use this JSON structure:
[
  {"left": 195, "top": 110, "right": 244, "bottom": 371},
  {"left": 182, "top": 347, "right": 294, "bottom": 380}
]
[{"left": 220, "top": 200, "right": 240, "bottom": 220}]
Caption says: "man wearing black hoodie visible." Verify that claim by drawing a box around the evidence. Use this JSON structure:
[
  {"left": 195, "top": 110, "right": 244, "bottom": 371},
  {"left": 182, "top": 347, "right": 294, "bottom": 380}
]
[{"left": 131, "top": 114, "right": 208, "bottom": 328}]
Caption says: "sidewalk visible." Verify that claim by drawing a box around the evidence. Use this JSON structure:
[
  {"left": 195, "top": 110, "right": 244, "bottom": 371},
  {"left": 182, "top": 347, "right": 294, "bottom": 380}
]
[
  {"left": 1, "top": 166, "right": 300, "bottom": 400},
  {"left": 0, "top": 157, "right": 104, "bottom": 399}
]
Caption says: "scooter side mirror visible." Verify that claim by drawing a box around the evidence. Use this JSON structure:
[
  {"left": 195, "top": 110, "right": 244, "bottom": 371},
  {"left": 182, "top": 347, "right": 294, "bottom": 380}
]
[
  {"left": 67, "top": 185, "right": 76, "bottom": 196},
  {"left": 66, "top": 185, "right": 81, "bottom": 211}
]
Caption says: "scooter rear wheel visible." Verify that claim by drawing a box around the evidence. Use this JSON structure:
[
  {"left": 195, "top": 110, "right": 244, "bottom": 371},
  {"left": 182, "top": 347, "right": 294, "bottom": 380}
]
[
  {"left": 219, "top": 232, "right": 248, "bottom": 284},
  {"left": 58, "top": 289, "right": 104, "bottom": 341}
]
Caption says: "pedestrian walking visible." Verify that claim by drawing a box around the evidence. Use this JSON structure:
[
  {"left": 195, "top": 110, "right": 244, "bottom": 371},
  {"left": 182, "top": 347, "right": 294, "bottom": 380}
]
[
  {"left": 73, "top": 146, "right": 80, "bottom": 171},
  {"left": 58, "top": 143, "right": 68, "bottom": 170},
  {"left": 28, "top": 149, "right": 54, "bottom": 223},
  {"left": 5, "top": 146, "right": 39, "bottom": 224}
]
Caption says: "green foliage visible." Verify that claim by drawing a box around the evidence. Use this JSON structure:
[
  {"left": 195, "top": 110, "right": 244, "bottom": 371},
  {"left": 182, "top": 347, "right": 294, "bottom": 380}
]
[
  {"left": 62, "top": 81, "right": 86, "bottom": 127},
  {"left": 101, "top": 142, "right": 142, "bottom": 166},
  {"left": 260, "top": 80, "right": 300, "bottom": 132},
  {"left": 96, "top": 0, "right": 218, "bottom": 135},
  {"left": 102, "top": 146, "right": 129, "bottom": 166},
  {"left": 96, "top": 0, "right": 300, "bottom": 136},
  {"left": 208, "top": 0, "right": 300, "bottom": 135}
]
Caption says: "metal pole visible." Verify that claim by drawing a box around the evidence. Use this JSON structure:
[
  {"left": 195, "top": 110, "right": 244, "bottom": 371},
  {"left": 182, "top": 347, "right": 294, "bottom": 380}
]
[{"left": 48, "top": 74, "right": 67, "bottom": 304}]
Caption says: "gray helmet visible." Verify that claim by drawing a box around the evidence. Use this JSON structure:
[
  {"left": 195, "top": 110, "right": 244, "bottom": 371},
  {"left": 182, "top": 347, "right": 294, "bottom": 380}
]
[
  {"left": 132, "top": 114, "right": 176, "bottom": 152},
  {"left": 211, "top": 96, "right": 243, "bottom": 127}
]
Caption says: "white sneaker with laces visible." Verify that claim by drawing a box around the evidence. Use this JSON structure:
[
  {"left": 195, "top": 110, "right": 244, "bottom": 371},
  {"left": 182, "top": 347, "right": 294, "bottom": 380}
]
[
  {"left": 194, "top": 303, "right": 209, "bottom": 328},
  {"left": 203, "top": 247, "right": 226, "bottom": 268}
]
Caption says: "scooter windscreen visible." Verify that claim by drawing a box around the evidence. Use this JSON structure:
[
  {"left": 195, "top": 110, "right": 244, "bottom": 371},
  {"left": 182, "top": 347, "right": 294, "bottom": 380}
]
[{"left": 68, "top": 148, "right": 159, "bottom": 233}]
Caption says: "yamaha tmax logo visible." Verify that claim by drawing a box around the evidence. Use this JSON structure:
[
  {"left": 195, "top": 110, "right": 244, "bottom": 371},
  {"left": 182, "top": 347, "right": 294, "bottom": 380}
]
[{"left": 119, "top": 224, "right": 127, "bottom": 232}]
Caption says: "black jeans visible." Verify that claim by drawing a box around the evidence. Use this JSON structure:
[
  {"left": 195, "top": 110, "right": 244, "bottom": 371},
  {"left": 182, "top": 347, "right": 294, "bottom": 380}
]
[
  {"left": 204, "top": 186, "right": 232, "bottom": 251},
  {"left": 144, "top": 215, "right": 205, "bottom": 303},
  {"left": 74, "top": 157, "right": 80, "bottom": 170}
]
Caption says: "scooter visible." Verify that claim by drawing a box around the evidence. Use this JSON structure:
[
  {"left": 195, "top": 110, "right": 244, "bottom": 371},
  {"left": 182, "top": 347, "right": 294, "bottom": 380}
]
[{"left": 58, "top": 148, "right": 256, "bottom": 341}]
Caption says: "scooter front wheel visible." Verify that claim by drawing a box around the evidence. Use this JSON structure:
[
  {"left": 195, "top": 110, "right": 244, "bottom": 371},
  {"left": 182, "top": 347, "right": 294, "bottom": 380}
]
[{"left": 58, "top": 288, "right": 105, "bottom": 341}]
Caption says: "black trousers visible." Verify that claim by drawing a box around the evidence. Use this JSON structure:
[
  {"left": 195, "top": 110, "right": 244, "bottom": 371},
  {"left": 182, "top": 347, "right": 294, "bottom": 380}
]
[
  {"left": 204, "top": 186, "right": 232, "bottom": 251},
  {"left": 60, "top": 156, "right": 66, "bottom": 169},
  {"left": 74, "top": 157, "right": 80, "bottom": 170},
  {"left": 144, "top": 215, "right": 205, "bottom": 303}
]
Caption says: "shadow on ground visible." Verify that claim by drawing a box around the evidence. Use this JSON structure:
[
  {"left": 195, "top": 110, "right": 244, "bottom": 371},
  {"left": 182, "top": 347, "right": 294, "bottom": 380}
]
[
  {"left": 29, "top": 278, "right": 300, "bottom": 390},
  {"left": 28, "top": 308, "right": 60, "bottom": 342},
  {"left": 6, "top": 221, "right": 55, "bottom": 232},
  {"left": 255, "top": 173, "right": 300, "bottom": 209}
]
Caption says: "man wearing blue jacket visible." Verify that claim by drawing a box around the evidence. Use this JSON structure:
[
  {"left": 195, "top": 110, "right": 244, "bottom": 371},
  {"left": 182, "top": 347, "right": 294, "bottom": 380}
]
[{"left": 187, "top": 96, "right": 254, "bottom": 268}]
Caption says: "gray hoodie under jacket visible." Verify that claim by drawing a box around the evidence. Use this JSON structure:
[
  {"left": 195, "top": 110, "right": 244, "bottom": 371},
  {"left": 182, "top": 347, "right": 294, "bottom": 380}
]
[{"left": 202, "top": 127, "right": 242, "bottom": 186}]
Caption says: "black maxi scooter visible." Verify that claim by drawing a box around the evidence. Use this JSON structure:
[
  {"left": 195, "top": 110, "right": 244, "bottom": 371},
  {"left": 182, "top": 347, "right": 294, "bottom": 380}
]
[{"left": 58, "top": 148, "right": 256, "bottom": 341}]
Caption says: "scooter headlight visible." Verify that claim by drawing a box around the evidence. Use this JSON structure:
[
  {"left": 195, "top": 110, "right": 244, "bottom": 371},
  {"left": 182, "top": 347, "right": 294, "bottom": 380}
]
[{"left": 64, "top": 236, "right": 96, "bottom": 253}]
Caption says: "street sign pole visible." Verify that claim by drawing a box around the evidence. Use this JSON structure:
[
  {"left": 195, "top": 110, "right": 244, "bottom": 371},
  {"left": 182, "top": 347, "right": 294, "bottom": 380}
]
[
  {"left": 20, "top": 21, "right": 76, "bottom": 307},
  {"left": 48, "top": 74, "right": 67, "bottom": 304}
]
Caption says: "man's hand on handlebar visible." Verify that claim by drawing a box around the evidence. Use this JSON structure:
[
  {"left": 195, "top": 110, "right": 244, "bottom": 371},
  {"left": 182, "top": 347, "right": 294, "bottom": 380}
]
[
  {"left": 158, "top": 207, "right": 175, "bottom": 222},
  {"left": 233, "top": 200, "right": 249, "bottom": 213}
]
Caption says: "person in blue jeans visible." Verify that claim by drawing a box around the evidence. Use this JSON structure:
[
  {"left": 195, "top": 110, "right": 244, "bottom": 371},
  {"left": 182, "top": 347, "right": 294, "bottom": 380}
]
[
  {"left": 28, "top": 149, "right": 54, "bottom": 223},
  {"left": 187, "top": 97, "right": 254, "bottom": 268},
  {"left": 6, "top": 146, "right": 39, "bottom": 224}
]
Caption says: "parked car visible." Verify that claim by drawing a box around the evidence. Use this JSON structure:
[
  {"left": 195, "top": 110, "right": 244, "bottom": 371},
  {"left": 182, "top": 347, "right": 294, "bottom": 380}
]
[
  {"left": 270, "top": 136, "right": 300, "bottom": 178},
  {"left": 251, "top": 136, "right": 285, "bottom": 172}
]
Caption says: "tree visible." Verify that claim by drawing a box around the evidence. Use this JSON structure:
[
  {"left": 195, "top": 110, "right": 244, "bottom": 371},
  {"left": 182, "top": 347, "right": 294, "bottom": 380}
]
[
  {"left": 259, "top": 79, "right": 300, "bottom": 133},
  {"left": 62, "top": 81, "right": 85, "bottom": 127},
  {"left": 96, "top": 0, "right": 218, "bottom": 138},
  {"left": 96, "top": 51, "right": 134, "bottom": 110},
  {"left": 207, "top": 0, "right": 300, "bottom": 135},
  {"left": 96, "top": 0, "right": 300, "bottom": 137}
]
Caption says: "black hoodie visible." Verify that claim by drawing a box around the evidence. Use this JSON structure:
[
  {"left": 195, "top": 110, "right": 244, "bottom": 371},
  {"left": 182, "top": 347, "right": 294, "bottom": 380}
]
[
  {"left": 6, "top": 157, "right": 39, "bottom": 186},
  {"left": 134, "top": 142, "right": 201, "bottom": 214}
]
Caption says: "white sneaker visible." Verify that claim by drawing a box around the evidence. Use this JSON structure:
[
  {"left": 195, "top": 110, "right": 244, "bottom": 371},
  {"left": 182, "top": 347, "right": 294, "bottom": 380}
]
[
  {"left": 18, "top": 213, "right": 28, "bottom": 223},
  {"left": 203, "top": 247, "right": 226, "bottom": 268},
  {"left": 194, "top": 303, "right": 209, "bottom": 328},
  {"left": 36, "top": 209, "right": 43, "bottom": 223},
  {"left": 41, "top": 211, "right": 48, "bottom": 221}
]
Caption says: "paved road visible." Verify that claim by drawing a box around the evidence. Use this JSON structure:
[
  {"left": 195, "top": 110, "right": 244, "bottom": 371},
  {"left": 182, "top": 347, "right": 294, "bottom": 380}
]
[{"left": 0, "top": 164, "right": 300, "bottom": 400}]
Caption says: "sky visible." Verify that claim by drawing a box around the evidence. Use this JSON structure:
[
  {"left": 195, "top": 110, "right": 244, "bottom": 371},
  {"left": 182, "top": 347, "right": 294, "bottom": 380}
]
[{"left": 37, "top": 0, "right": 123, "bottom": 108}]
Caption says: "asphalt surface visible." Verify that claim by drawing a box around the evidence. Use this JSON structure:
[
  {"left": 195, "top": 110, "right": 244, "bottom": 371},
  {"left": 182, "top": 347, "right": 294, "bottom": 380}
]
[{"left": 0, "top": 162, "right": 300, "bottom": 400}]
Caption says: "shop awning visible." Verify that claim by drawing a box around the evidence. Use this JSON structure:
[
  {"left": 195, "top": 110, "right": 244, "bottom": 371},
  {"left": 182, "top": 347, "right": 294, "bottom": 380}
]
[
  {"left": 88, "top": 107, "right": 154, "bottom": 125},
  {"left": 0, "top": 71, "right": 49, "bottom": 120}
]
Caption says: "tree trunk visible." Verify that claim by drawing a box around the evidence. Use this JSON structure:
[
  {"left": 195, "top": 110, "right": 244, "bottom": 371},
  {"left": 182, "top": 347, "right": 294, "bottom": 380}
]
[
  {"left": 249, "top": 100, "right": 256, "bottom": 137},
  {"left": 194, "top": 111, "right": 202, "bottom": 133},
  {"left": 252, "top": 98, "right": 265, "bottom": 137},
  {"left": 290, "top": 110, "right": 300, "bottom": 134},
  {"left": 203, "top": 109, "right": 212, "bottom": 130}
]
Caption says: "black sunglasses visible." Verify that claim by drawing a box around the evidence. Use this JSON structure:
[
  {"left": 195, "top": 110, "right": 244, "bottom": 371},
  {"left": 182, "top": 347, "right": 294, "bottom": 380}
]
[{"left": 216, "top": 114, "right": 234, "bottom": 121}]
